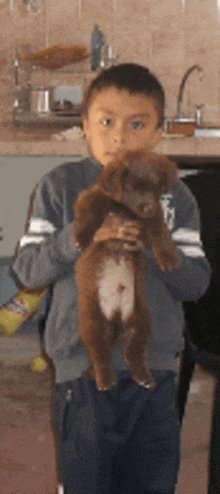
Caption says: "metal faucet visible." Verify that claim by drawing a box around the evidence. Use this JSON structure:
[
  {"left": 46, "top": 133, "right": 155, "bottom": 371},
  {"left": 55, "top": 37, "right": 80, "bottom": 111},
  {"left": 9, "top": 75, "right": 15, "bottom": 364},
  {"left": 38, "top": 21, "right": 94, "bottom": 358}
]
[{"left": 176, "top": 65, "right": 203, "bottom": 120}]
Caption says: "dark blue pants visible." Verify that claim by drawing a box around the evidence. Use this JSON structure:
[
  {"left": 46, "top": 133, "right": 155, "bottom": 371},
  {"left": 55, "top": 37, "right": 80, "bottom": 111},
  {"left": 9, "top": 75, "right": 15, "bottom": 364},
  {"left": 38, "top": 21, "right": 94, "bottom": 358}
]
[{"left": 54, "top": 370, "right": 180, "bottom": 494}]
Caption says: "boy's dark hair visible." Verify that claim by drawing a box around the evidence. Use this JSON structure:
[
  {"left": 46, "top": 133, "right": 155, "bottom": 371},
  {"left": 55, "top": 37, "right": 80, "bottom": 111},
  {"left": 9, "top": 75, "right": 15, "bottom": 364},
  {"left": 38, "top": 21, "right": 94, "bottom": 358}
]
[{"left": 82, "top": 63, "right": 165, "bottom": 128}]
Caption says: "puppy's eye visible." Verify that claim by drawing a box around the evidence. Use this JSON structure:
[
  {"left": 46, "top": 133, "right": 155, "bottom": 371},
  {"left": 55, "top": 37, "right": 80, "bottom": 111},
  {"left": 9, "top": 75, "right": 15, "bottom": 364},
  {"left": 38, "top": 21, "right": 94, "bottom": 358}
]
[
  {"left": 101, "top": 118, "right": 114, "bottom": 127},
  {"left": 130, "top": 121, "right": 144, "bottom": 131},
  {"left": 124, "top": 182, "right": 133, "bottom": 192}
]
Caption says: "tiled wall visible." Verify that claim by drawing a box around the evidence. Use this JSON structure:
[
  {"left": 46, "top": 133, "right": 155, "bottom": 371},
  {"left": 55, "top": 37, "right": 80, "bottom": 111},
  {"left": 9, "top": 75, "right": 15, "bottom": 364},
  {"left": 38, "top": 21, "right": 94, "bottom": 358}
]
[{"left": 1, "top": 0, "right": 220, "bottom": 125}]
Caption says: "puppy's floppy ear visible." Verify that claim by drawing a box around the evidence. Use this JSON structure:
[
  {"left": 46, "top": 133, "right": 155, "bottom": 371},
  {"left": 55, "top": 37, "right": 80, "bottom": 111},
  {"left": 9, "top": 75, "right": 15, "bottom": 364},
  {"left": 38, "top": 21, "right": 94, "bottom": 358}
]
[
  {"left": 96, "top": 160, "right": 129, "bottom": 201},
  {"left": 153, "top": 154, "right": 178, "bottom": 193},
  {"left": 97, "top": 149, "right": 147, "bottom": 199}
]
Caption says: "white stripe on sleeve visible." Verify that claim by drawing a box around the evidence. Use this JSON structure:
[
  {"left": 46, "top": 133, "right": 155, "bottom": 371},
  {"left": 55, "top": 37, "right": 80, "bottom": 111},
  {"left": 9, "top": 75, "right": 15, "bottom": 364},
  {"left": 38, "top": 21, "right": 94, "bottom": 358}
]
[
  {"left": 28, "top": 218, "right": 57, "bottom": 234},
  {"left": 172, "top": 228, "right": 202, "bottom": 244},
  {"left": 178, "top": 245, "right": 205, "bottom": 258},
  {"left": 20, "top": 235, "right": 46, "bottom": 248}
]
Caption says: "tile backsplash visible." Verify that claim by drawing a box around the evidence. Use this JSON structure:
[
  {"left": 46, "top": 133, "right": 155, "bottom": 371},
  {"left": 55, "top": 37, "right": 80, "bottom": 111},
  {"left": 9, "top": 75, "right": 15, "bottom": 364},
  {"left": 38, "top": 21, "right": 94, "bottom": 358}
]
[{"left": 1, "top": 0, "right": 220, "bottom": 125}]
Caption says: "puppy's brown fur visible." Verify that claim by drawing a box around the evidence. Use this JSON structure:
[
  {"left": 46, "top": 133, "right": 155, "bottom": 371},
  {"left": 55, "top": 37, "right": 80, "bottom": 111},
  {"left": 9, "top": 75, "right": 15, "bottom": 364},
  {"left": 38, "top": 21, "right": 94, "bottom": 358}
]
[{"left": 72, "top": 150, "right": 180, "bottom": 391}]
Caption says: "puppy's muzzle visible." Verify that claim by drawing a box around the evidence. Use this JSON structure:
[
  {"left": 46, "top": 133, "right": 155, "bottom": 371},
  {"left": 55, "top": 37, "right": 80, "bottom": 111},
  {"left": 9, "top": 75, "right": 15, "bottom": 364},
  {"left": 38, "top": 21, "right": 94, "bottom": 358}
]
[{"left": 137, "top": 200, "right": 156, "bottom": 218}]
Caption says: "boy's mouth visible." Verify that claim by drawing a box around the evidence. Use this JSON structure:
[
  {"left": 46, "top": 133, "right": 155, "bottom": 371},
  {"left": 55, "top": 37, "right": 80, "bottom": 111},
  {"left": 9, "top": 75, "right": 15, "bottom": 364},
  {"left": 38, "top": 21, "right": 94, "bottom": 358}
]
[
  {"left": 105, "top": 151, "right": 124, "bottom": 159},
  {"left": 104, "top": 152, "right": 116, "bottom": 161}
]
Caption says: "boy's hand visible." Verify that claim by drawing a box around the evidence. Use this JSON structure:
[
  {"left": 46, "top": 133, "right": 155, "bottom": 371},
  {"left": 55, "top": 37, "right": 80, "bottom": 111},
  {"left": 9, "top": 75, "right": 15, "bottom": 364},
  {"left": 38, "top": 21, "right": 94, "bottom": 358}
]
[{"left": 93, "top": 213, "right": 144, "bottom": 251}]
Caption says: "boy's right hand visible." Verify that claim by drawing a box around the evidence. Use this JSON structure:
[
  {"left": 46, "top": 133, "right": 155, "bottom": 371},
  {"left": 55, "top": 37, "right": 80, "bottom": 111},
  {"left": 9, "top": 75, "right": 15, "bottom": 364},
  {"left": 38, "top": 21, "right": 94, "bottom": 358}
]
[{"left": 93, "top": 212, "right": 144, "bottom": 252}]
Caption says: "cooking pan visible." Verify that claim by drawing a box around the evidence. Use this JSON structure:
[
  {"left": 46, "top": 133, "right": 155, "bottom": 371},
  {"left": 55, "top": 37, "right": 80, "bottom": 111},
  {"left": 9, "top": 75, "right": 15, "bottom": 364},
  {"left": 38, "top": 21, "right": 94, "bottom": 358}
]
[{"left": 24, "top": 44, "right": 90, "bottom": 70}]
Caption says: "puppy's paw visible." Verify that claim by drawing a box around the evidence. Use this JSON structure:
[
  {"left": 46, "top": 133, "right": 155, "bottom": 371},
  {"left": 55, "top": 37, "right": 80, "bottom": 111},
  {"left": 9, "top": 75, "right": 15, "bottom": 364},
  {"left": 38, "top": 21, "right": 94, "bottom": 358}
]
[
  {"left": 95, "top": 371, "right": 116, "bottom": 392},
  {"left": 138, "top": 380, "right": 156, "bottom": 390},
  {"left": 154, "top": 248, "right": 181, "bottom": 271},
  {"left": 131, "top": 368, "right": 156, "bottom": 390}
]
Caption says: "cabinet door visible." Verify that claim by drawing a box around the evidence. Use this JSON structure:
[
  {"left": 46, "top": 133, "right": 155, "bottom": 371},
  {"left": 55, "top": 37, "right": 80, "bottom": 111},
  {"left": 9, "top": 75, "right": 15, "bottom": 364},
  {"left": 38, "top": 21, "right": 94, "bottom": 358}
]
[{"left": 1, "top": 156, "right": 82, "bottom": 257}]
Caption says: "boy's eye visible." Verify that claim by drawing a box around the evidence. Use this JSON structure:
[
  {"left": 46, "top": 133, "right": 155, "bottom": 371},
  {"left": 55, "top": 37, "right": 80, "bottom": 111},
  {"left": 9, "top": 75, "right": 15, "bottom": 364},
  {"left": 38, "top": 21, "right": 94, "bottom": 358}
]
[
  {"left": 101, "top": 118, "right": 114, "bottom": 127},
  {"left": 130, "top": 121, "right": 144, "bottom": 131}
]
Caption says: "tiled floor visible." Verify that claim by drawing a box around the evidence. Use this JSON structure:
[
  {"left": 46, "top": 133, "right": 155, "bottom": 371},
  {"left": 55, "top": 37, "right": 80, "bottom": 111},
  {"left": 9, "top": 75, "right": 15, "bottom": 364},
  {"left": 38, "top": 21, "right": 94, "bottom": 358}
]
[
  {"left": 177, "top": 367, "right": 216, "bottom": 494},
  {"left": 0, "top": 335, "right": 216, "bottom": 494}
]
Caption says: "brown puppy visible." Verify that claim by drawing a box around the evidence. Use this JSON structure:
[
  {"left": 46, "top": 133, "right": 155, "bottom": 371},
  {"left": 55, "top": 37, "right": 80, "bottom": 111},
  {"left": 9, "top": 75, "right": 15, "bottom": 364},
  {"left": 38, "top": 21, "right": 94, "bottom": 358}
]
[{"left": 72, "top": 150, "right": 181, "bottom": 391}]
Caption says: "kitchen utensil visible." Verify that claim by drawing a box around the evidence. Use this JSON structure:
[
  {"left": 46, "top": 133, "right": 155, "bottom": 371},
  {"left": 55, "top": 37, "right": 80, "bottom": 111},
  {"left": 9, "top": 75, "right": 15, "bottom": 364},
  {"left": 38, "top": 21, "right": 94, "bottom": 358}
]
[
  {"left": 31, "top": 89, "right": 50, "bottom": 113},
  {"left": 24, "top": 44, "right": 90, "bottom": 70}
]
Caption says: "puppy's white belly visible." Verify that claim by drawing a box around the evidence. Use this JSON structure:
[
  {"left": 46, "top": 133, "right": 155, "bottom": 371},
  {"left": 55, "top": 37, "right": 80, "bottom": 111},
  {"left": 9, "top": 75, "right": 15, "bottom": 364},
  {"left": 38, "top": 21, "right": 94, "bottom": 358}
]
[{"left": 97, "top": 257, "right": 134, "bottom": 321}]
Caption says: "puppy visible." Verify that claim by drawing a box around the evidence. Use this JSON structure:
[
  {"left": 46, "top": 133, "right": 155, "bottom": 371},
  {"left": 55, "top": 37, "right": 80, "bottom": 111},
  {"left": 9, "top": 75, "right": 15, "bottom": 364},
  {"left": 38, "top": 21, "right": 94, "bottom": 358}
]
[{"left": 72, "top": 150, "right": 180, "bottom": 391}]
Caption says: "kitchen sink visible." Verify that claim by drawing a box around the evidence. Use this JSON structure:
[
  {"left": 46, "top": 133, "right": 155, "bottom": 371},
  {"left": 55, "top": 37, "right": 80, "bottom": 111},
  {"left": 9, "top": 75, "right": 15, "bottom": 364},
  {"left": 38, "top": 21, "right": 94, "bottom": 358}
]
[
  {"left": 194, "top": 128, "right": 220, "bottom": 138},
  {"left": 164, "top": 120, "right": 220, "bottom": 138}
]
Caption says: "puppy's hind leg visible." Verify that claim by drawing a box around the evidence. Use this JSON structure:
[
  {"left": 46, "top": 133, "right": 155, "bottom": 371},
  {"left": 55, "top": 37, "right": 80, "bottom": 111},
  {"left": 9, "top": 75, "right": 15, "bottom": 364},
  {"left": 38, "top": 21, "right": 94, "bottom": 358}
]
[
  {"left": 121, "top": 259, "right": 155, "bottom": 389},
  {"left": 122, "top": 312, "right": 156, "bottom": 390},
  {"left": 78, "top": 301, "right": 116, "bottom": 391}
]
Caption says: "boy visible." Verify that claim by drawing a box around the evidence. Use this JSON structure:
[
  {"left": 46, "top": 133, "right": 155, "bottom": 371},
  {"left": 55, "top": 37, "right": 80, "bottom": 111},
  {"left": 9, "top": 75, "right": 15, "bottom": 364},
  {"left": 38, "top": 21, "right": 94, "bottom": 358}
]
[{"left": 12, "top": 64, "right": 211, "bottom": 494}]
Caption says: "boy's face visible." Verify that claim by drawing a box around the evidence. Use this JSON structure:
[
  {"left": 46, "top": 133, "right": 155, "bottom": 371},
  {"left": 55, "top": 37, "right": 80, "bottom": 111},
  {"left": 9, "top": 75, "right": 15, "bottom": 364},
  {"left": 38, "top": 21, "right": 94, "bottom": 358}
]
[{"left": 83, "top": 87, "right": 163, "bottom": 167}]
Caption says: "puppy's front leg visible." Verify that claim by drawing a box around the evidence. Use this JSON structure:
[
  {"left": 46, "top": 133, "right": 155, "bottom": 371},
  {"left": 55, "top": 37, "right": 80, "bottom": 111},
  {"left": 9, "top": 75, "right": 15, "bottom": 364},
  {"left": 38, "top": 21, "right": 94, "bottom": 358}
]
[
  {"left": 147, "top": 213, "right": 181, "bottom": 271},
  {"left": 73, "top": 188, "right": 113, "bottom": 249},
  {"left": 151, "top": 229, "right": 181, "bottom": 271}
]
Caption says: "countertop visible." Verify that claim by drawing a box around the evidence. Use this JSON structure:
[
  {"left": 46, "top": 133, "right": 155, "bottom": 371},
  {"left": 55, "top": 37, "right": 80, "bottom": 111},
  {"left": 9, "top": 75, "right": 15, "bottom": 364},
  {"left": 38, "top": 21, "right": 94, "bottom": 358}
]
[
  {"left": 2, "top": 122, "right": 220, "bottom": 162},
  {"left": 0, "top": 122, "right": 89, "bottom": 157}
]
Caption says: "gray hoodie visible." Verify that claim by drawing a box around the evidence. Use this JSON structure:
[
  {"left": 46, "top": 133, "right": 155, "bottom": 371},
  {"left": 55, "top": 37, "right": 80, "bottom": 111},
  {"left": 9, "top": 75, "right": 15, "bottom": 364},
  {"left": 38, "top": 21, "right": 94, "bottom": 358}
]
[{"left": 13, "top": 157, "right": 211, "bottom": 383}]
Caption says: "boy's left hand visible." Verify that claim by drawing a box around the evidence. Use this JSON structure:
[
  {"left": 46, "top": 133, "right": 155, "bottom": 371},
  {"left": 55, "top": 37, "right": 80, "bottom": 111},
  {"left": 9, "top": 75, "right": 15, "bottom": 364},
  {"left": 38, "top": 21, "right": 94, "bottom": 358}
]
[{"left": 93, "top": 214, "right": 144, "bottom": 252}]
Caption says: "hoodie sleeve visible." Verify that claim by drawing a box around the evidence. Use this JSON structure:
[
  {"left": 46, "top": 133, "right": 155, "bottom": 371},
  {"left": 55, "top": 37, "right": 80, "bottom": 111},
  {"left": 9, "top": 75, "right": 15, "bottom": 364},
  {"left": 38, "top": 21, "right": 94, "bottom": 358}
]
[
  {"left": 144, "top": 180, "right": 212, "bottom": 302},
  {"left": 12, "top": 166, "right": 81, "bottom": 289}
]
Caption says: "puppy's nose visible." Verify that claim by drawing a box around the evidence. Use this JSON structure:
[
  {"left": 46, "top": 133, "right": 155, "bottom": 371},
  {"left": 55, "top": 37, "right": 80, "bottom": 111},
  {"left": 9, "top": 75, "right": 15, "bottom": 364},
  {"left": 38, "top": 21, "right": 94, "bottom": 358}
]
[
  {"left": 143, "top": 204, "right": 152, "bottom": 213},
  {"left": 139, "top": 201, "right": 153, "bottom": 215}
]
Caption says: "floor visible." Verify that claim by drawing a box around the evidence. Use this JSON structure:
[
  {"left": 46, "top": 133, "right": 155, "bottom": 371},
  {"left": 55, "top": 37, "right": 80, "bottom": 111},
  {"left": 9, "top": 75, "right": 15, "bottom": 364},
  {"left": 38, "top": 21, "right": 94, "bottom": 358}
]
[{"left": 0, "top": 334, "right": 216, "bottom": 494}]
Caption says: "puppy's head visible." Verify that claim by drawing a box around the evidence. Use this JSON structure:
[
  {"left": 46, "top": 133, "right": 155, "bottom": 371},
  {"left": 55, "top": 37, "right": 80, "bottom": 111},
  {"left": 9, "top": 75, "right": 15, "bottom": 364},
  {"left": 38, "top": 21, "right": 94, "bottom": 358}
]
[
  {"left": 140, "top": 151, "right": 178, "bottom": 193},
  {"left": 96, "top": 150, "right": 178, "bottom": 218}
]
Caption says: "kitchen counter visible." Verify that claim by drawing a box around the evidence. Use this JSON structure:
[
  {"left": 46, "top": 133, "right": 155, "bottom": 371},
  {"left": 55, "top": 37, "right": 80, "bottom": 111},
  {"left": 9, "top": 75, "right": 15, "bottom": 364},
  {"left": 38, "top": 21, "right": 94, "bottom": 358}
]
[
  {"left": 1, "top": 122, "right": 220, "bottom": 161},
  {"left": 0, "top": 122, "right": 89, "bottom": 157}
]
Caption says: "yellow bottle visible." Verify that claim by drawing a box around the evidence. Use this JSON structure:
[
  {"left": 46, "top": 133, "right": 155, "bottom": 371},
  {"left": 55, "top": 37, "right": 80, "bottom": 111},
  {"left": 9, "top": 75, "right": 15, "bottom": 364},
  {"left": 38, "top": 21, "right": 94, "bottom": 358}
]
[{"left": 0, "top": 288, "right": 47, "bottom": 336}]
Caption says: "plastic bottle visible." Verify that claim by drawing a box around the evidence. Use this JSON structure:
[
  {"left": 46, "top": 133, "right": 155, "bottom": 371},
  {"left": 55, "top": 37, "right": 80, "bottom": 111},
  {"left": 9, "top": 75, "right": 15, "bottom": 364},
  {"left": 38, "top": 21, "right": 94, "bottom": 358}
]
[{"left": 0, "top": 288, "right": 47, "bottom": 336}]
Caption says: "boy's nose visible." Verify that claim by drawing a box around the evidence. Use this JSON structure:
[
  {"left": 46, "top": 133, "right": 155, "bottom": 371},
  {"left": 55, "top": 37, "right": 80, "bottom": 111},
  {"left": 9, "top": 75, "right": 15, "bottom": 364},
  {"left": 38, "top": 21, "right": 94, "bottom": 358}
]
[{"left": 112, "top": 124, "right": 126, "bottom": 144}]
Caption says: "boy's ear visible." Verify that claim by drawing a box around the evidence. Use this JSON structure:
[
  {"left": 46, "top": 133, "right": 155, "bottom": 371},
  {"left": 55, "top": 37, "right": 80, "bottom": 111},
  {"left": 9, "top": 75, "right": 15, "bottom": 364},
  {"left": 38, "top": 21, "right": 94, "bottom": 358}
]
[{"left": 82, "top": 116, "right": 89, "bottom": 140}]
